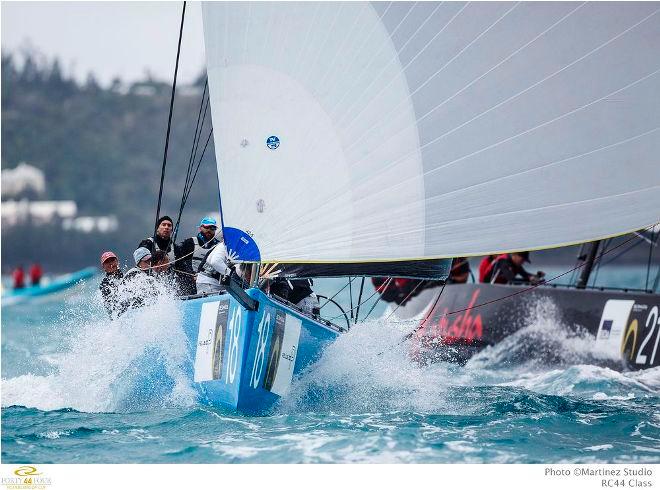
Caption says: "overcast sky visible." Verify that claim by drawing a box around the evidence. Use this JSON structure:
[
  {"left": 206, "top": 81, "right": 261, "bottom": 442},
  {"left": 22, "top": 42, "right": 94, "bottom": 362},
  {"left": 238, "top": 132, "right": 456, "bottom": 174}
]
[{"left": 1, "top": 1, "right": 206, "bottom": 86}]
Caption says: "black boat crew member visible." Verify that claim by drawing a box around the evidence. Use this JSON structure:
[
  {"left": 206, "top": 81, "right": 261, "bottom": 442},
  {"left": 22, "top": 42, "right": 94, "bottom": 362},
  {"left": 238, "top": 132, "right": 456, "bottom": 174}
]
[
  {"left": 267, "top": 278, "right": 320, "bottom": 315},
  {"left": 478, "top": 255, "right": 496, "bottom": 283},
  {"left": 485, "top": 251, "right": 545, "bottom": 285},
  {"left": 448, "top": 257, "right": 471, "bottom": 284},
  {"left": 99, "top": 250, "right": 123, "bottom": 318}
]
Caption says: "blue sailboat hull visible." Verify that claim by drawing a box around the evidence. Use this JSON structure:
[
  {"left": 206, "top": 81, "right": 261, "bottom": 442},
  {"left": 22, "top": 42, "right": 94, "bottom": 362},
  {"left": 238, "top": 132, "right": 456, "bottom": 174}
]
[{"left": 180, "top": 289, "right": 341, "bottom": 415}]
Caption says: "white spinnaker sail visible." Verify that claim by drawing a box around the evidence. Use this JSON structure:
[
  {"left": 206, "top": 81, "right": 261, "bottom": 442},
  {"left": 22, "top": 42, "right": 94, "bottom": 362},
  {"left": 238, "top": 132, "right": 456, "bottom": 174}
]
[{"left": 202, "top": 2, "right": 660, "bottom": 263}]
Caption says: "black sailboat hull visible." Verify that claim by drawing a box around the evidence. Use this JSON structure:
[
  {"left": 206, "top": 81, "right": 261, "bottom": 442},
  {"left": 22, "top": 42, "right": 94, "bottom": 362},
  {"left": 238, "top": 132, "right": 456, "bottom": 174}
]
[{"left": 411, "top": 283, "right": 660, "bottom": 371}]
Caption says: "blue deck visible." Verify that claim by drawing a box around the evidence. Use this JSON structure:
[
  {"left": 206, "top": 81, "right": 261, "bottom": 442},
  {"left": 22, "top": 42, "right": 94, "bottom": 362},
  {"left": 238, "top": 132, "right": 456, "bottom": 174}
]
[{"left": 180, "top": 289, "right": 341, "bottom": 415}]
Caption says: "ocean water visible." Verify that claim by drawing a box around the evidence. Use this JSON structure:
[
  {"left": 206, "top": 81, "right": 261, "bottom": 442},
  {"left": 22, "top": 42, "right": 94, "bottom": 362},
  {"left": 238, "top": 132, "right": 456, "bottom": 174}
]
[{"left": 1, "top": 268, "right": 659, "bottom": 464}]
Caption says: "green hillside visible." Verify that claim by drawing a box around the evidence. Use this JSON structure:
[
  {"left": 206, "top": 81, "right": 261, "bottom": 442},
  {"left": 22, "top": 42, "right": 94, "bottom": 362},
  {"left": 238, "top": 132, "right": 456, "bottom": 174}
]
[{"left": 1, "top": 52, "right": 219, "bottom": 272}]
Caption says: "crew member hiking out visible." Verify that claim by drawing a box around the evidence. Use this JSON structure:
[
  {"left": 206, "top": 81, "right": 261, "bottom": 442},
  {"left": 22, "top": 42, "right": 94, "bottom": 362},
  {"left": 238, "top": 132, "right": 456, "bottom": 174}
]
[{"left": 99, "top": 251, "right": 123, "bottom": 318}]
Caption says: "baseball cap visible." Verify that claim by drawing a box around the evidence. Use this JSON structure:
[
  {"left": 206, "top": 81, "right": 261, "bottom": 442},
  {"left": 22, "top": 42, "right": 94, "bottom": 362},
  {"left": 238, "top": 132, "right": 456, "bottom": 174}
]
[
  {"left": 133, "top": 247, "right": 152, "bottom": 265},
  {"left": 199, "top": 216, "right": 218, "bottom": 227},
  {"left": 100, "top": 251, "right": 117, "bottom": 264}
]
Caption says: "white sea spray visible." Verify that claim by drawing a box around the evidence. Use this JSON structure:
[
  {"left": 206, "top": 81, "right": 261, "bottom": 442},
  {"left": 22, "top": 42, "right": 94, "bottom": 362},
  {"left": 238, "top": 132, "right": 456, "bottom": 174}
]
[{"left": 1, "top": 278, "right": 196, "bottom": 412}]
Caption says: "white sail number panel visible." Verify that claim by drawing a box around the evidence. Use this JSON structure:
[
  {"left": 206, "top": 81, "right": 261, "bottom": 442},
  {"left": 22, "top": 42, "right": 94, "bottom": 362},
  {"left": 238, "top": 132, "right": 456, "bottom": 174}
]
[
  {"left": 194, "top": 301, "right": 229, "bottom": 382},
  {"left": 595, "top": 299, "right": 635, "bottom": 358}
]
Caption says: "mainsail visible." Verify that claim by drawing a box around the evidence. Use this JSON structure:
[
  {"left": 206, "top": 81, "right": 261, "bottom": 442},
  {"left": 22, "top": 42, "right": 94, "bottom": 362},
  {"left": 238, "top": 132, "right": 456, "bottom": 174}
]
[{"left": 202, "top": 2, "right": 660, "bottom": 266}]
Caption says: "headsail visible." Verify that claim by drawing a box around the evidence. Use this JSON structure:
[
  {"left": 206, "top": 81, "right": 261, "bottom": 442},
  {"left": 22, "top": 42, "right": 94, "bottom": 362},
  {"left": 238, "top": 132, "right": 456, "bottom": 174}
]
[{"left": 203, "top": 2, "right": 660, "bottom": 264}]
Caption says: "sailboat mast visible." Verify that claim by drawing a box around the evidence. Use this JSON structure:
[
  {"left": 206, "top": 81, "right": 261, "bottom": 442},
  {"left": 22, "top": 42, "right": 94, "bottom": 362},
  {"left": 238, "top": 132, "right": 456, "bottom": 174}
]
[{"left": 576, "top": 241, "right": 601, "bottom": 289}]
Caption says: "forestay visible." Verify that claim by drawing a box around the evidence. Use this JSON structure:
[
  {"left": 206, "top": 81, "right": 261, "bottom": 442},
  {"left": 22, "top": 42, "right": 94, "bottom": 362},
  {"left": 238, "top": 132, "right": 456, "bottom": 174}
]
[{"left": 202, "top": 2, "right": 660, "bottom": 264}]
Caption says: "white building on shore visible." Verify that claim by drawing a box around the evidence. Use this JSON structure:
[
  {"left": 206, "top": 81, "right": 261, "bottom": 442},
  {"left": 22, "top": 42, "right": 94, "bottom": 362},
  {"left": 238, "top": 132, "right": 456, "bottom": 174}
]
[{"left": 1, "top": 162, "right": 118, "bottom": 233}]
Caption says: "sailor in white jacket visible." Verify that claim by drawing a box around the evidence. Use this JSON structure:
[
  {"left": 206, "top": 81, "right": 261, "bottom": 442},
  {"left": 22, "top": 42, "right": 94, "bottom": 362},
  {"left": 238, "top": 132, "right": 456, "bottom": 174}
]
[{"left": 195, "top": 241, "right": 233, "bottom": 295}]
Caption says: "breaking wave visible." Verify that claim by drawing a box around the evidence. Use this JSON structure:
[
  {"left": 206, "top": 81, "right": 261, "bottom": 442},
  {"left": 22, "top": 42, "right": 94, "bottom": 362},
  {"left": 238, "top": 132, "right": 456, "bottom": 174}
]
[
  {"left": 467, "top": 296, "right": 622, "bottom": 370},
  {"left": 284, "top": 296, "right": 660, "bottom": 414},
  {"left": 2, "top": 280, "right": 195, "bottom": 413}
]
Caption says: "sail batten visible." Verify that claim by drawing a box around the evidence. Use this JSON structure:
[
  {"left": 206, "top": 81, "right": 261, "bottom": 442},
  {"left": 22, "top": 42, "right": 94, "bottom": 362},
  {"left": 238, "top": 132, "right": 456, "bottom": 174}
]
[{"left": 203, "top": 2, "right": 660, "bottom": 265}]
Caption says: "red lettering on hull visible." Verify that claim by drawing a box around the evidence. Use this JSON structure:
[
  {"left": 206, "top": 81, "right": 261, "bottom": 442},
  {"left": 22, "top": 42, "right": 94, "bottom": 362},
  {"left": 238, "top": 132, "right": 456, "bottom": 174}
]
[{"left": 417, "top": 289, "right": 484, "bottom": 345}]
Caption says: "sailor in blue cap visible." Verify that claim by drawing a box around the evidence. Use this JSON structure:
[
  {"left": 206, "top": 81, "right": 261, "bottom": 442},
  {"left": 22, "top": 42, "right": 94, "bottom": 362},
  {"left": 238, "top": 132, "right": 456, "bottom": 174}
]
[
  {"left": 193, "top": 216, "right": 222, "bottom": 272},
  {"left": 172, "top": 216, "right": 223, "bottom": 295}
]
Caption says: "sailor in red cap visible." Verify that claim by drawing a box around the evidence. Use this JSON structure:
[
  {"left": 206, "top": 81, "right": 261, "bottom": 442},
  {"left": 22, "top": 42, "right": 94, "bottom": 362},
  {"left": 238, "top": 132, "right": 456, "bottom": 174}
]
[{"left": 99, "top": 251, "right": 124, "bottom": 318}]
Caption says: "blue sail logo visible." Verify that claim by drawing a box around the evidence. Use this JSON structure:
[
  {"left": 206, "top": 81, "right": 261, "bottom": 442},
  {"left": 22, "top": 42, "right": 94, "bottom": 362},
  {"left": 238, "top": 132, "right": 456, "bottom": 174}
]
[{"left": 266, "top": 135, "right": 280, "bottom": 150}]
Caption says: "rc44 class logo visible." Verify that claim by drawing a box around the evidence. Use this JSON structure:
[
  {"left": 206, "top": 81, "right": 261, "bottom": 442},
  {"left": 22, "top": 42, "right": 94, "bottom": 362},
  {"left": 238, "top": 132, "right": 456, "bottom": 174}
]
[
  {"left": 2, "top": 466, "right": 52, "bottom": 489},
  {"left": 266, "top": 135, "right": 280, "bottom": 150}
]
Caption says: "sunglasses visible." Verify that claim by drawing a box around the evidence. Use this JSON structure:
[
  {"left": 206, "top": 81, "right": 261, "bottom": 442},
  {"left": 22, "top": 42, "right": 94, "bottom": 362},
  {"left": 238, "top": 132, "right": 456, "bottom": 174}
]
[{"left": 201, "top": 225, "right": 217, "bottom": 230}]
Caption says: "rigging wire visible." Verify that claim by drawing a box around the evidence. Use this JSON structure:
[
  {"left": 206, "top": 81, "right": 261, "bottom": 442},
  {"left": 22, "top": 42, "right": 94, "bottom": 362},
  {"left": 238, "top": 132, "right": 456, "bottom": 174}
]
[
  {"left": 568, "top": 243, "right": 584, "bottom": 285},
  {"left": 590, "top": 238, "right": 610, "bottom": 287},
  {"left": 154, "top": 1, "right": 186, "bottom": 237},
  {"left": 348, "top": 276, "right": 354, "bottom": 321},
  {"left": 326, "top": 281, "right": 388, "bottom": 322},
  {"left": 173, "top": 126, "right": 214, "bottom": 241},
  {"left": 173, "top": 79, "right": 209, "bottom": 242},
  {"left": 183, "top": 81, "right": 208, "bottom": 199},
  {"left": 384, "top": 258, "right": 467, "bottom": 322},
  {"left": 383, "top": 280, "right": 425, "bottom": 321},
  {"left": 646, "top": 227, "right": 656, "bottom": 291},
  {"left": 597, "top": 237, "right": 645, "bottom": 269},
  {"left": 375, "top": 281, "right": 447, "bottom": 356},
  {"left": 319, "top": 277, "right": 354, "bottom": 310},
  {"left": 361, "top": 277, "right": 393, "bottom": 322}
]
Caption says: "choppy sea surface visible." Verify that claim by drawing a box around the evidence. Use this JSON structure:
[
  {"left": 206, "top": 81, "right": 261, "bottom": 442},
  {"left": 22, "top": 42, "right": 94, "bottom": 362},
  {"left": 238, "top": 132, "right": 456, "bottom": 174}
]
[{"left": 2, "top": 267, "right": 659, "bottom": 463}]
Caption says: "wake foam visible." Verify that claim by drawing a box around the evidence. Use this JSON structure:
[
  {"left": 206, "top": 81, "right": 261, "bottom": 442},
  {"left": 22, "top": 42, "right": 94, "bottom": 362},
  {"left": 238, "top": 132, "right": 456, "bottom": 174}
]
[
  {"left": 284, "top": 296, "right": 659, "bottom": 413},
  {"left": 468, "top": 296, "right": 621, "bottom": 370},
  {"left": 2, "top": 282, "right": 196, "bottom": 413},
  {"left": 498, "top": 364, "right": 660, "bottom": 400}
]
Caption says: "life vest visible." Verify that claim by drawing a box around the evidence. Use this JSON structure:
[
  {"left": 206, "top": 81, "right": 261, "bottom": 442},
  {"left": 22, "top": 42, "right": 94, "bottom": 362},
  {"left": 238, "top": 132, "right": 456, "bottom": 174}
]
[
  {"left": 478, "top": 256, "right": 495, "bottom": 283},
  {"left": 191, "top": 236, "right": 218, "bottom": 273},
  {"left": 198, "top": 242, "right": 230, "bottom": 281},
  {"left": 482, "top": 254, "right": 509, "bottom": 284},
  {"left": 145, "top": 236, "right": 176, "bottom": 264}
]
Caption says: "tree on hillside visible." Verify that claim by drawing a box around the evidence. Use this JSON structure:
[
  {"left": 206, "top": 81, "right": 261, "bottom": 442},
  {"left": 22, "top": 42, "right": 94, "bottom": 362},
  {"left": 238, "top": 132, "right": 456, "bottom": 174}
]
[{"left": 2, "top": 49, "right": 220, "bottom": 271}]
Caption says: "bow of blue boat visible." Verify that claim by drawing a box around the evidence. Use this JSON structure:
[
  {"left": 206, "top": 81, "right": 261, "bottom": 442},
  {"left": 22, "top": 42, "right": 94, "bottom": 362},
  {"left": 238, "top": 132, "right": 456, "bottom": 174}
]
[{"left": 179, "top": 288, "right": 344, "bottom": 415}]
